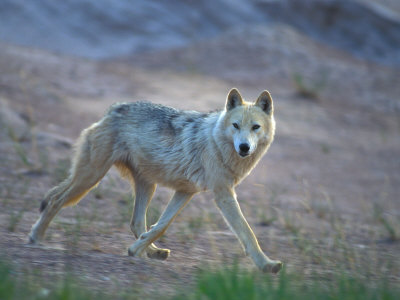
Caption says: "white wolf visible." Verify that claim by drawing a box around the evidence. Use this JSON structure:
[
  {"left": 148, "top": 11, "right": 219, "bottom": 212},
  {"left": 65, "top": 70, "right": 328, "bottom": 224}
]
[{"left": 29, "top": 88, "right": 282, "bottom": 273}]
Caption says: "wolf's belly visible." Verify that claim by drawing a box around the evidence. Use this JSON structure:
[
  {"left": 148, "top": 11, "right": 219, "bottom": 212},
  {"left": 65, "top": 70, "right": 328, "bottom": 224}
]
[{"left": 134, "top": 160, "right": 204, "bottom": 193}]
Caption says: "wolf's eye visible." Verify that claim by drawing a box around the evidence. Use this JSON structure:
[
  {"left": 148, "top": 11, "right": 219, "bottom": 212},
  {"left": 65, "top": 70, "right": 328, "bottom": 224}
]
[
  {"left": 252, "top": 124, "right": 260, "bottom": 130},
  {"left": 232, "top": 123, "right": 240, "bottom": 129}
]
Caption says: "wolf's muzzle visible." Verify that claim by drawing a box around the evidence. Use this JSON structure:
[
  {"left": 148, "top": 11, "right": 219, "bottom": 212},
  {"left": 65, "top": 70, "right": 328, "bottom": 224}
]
[{"left": 239, "top": 143, "right": 250, "bottom": 157}]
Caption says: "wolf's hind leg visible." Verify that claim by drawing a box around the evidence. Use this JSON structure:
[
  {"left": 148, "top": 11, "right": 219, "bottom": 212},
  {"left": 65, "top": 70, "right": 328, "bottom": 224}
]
[
  {"left": 29, "top": 123, "right": 114, "bottom": 243},
  {"left": 130, "top": 177, "right": 170, "bottom": 260},
  {"left": 128, "top": 191, "right": 193, "bottom": 258}
]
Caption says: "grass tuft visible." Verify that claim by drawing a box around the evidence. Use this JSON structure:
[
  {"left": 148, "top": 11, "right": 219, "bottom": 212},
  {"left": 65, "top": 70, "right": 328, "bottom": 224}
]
[
  {"left": 0, "top": 258, "right": 399, "bottom": 300},
  {"left": 173, "top": 265, "right": 399, "bottom": 300},
  {"left": 292, "top": 72, "right": 326, "bottom": 100}
]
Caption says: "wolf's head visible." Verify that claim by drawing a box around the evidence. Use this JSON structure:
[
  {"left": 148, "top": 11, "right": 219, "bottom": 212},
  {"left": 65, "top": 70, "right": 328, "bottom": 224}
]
[{"left": 222, "top": 88, "right": 275, "bottom": 158}]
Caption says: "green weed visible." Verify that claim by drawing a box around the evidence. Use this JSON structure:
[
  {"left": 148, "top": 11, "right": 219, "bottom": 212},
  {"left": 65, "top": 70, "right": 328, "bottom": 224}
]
[
  {"left": 292, "top": 72, "right": 326, "bottom": 100},
  {"left": 63, "top": 210, "right": 83, "bottom": 251},
  {"left": 258, "top": 211, "right": 276, "bottom": 227},
  {"left": 147, "top": 204, "right": 161, "bottom": 227},
  {"left": 0, "top": 257, "right": 399, "bottom": 300},
  {"left": 173, "top": 265, "right": 399, "bottom": 300},
  {"left": 0, "top": 259, "right": 105, "bottom": 300},
  {"left": 114, "top": 193, "right": 134, "bottom": 227},
  {"left": 53, "top": 158, "right": 71, "bottom": 184},
  {"left": 188, "top": 215, "right": 204, "bottom": 235},
  {"left": 320, "top": 143, "right": 331, "bottom": 154},
  {"left": 7, "top": 209, "right": 25, "bottom": 232},
  {"left": 373, "top": 203, "right": 399, "bottom": 242},
  {"left": 7, "top": 126, "right": 32, "bottom": 167}
]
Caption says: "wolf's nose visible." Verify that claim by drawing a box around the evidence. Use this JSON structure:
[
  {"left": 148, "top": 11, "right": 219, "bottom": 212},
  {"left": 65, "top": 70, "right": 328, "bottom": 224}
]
[{"left": 239, "top": 143, "right": 250, "bottom": 153}]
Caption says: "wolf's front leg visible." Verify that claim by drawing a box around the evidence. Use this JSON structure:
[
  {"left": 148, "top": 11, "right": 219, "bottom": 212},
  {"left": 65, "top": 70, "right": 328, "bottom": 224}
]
[{"left": 214, "top": 187, "right": 282, "bottom": 273}]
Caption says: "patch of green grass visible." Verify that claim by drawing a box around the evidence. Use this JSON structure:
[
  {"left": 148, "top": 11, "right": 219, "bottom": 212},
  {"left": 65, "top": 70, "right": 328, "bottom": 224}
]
[
  {"left": 281, "top": 211, "right": 300, "bottom": 236},
  {"left": 173, "top": 265, "right": 399, "bottom": 300},
  {"left": 292, "top": 72, "right": 326, "bottom": 100},
  {"left": 43, "top": 277, "right": 105, "bottom": 300},
  {"left": 0, "top": 260, "right": 16, "bottom": 299},
  {"left": 373, "top": 203, "right": 400, "bottom": 242},
  {"left": 114, "top": 193, "right": 134, "bottom": 227},
  {"left": 38, "top": 146, "right": 50, "bottom": 172},
  {"left": 0, "top": 257, "right": 399, "bottom": 300},
  {"left": 176, "top": 214, "right": 205, "bottom": 244},
  {"left": 188, "top": 214, "right": 204, "bottom": 234},
  {"left": 320, "top": 143, "right": 331, "bottom": 154},
  {"left": 147, "top": 204, "right": 161, "bottom": 227},
  {"left": 7, "top": 126, "right": 32, "bottom": 167},
  {"left": 53, "top": 158, "right": 71, "bottom": 184},
  {"left": 0, "top": 259, "right": 105, "bottom": 300},
  {"left": 258, "top": 211, "right": 276, "bottom": 227},
  {"left": 62, "top": 210, "right": 84, "bottom": 251},
  {"left": 7, "top": 209, "right": 25, "bottom": 232}
]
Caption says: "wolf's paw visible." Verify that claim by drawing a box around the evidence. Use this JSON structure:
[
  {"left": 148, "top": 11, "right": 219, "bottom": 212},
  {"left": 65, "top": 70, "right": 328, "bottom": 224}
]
[
  {"left": 262, "top": 260, "right": 283, "bottom": 274},
  {"left": 127, "top": 242, "right": 148, "bottom": 258},
  {"left": 28, "top": 231, "right": 41, "bottom": 245},
  {"left": 28, "top": 235, "right": 37, "bottom": 244},
  {"left": 128, "top": 247, "right": 140, "bottom": 257},
  {"left": 147, "top": 248, "right": 170, "bottom": 260}
]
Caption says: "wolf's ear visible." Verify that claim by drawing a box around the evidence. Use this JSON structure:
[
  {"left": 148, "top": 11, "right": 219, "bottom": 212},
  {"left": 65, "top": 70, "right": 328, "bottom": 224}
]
[
  {"left": 255, "top": 90, "right": 273, "bottom": 115},
  {"left": 226, "top": 88, "right": 244, "bottom": 111}
]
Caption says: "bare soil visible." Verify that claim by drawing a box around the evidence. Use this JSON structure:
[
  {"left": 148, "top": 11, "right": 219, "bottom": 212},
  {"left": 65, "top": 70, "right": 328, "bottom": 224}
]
[{"left": 0, "top": 21, "right": 399, "bottom": 297}]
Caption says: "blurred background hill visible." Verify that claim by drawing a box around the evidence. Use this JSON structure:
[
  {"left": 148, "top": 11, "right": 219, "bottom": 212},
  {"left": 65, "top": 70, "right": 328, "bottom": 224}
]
[{"left": 1, "top": 0, "right": 400, "bottom": 65}]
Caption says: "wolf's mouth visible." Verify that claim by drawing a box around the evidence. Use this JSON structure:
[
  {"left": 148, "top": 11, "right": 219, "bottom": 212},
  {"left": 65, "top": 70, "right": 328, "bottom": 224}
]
[{"left": 239, "top": 151, "right": 250, "bottom": 157}]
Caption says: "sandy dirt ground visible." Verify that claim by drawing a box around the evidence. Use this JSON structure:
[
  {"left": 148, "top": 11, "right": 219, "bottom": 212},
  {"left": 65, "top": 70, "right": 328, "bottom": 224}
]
[{"left": 0, "top": 19, "right": 399, "bottom": 297}]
